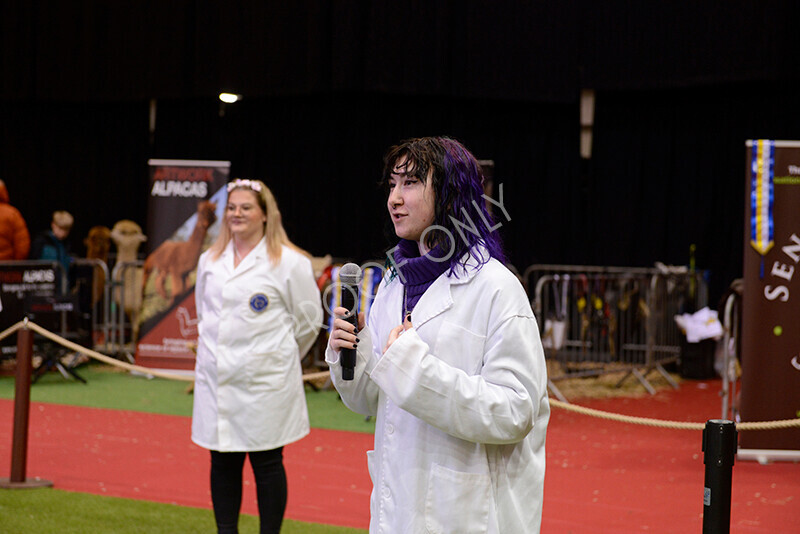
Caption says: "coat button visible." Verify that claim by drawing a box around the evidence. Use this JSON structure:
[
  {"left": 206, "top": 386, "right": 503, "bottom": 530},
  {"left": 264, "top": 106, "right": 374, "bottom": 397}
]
[
  {"left": 386, "top": 424, "right": 394, "bottom": 434},
  {"left": 382, "top": 487, "right": 390, "bottom": 499}
]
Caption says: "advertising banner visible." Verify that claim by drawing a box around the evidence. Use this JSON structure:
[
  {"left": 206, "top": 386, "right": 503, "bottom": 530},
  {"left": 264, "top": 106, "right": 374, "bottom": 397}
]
[
  {"left": 135, "top": 159, "right": 229, "bottom": 370},
  {"left": 739, "top": 140, "right": 800, "bottom": 452}
]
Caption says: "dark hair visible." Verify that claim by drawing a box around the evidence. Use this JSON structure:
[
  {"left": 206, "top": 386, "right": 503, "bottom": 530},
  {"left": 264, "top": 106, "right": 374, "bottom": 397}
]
[{"left": 382, "top": 136, "right": 505, "bottom": 272}]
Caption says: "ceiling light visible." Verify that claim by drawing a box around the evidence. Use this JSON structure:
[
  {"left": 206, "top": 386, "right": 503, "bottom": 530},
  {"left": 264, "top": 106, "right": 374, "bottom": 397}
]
[{"left": 219, "top": 93, "right": 242, "bottom": 104}]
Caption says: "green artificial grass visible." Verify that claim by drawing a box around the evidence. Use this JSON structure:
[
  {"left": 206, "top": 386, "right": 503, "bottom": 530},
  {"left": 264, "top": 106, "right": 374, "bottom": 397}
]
[
  {"left": 0, "top": 362, "right": 375, "bottom": 434},
  {"left": 0, "top": 487, "right": 367, "bottom": 534}
]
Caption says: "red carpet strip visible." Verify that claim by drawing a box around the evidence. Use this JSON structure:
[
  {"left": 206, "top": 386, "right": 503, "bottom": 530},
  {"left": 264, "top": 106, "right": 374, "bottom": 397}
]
[{"left": 0, "top": 403, "right": 373, "bottom": 529}]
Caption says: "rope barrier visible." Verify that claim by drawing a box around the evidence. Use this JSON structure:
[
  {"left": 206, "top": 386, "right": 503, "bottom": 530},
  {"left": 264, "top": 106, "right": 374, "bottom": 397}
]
[
  {"left": 17, "top": 320, "right": 193, "bottom": 382},
  {"left": 0, "top": 320, "right": 329, "bottom": 384},
  {"left": 549, "top": 399, "right": 800, "bottom": 431},
  {"left": 3, "top": 320, "right": 798, "bottom": 431},
  {"left": 0, "top": 322, "right": 22, "bottom": 345}
]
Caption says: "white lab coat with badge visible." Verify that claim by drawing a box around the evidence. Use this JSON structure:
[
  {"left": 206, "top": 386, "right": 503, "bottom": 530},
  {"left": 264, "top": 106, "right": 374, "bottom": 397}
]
[
  {"left": 192, "top": 238, "right": 322, "bottom": 452},
  {"left": 326, "top": 251, "right": 550, "bottom": 534}
]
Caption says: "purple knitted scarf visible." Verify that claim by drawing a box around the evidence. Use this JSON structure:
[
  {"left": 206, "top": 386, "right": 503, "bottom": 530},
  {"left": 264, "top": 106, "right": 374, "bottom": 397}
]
[{"left": 393, "top": 239, "right": 450, "bottom": 316}]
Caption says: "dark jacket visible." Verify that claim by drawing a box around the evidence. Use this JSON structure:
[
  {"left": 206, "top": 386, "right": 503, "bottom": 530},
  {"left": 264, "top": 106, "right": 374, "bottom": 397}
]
[
  {"left": 30, "top": 229, "right": 73, "bottom": 293},
  {"left": 30, "top": 230, "right": 72, "bottom": 266}
]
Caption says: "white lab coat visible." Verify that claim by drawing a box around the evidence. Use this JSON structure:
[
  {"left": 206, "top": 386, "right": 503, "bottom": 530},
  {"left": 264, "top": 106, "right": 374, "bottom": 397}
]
[
  {"left": 192, "top": 238, "right": 322, "bottom": 452},
  {"left": 327, "top": 252, "right": 550, "bottom": 534}
]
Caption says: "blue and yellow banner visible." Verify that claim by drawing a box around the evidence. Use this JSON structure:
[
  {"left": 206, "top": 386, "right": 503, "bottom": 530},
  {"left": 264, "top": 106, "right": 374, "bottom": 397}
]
[{"left": 750, "top": 140, "right": 774, "bottom": 275}]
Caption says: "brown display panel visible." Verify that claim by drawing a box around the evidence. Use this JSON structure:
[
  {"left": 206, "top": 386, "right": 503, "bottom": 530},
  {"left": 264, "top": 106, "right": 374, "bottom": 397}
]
[{"left": 739, "top": 140, "right": 800, "bottom": 451}]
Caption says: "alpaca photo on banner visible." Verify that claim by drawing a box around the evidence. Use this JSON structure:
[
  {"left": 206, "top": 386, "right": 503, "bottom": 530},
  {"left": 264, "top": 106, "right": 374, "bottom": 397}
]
[{"left": 135, "top": 160, "right": 229, "bottom": 370}]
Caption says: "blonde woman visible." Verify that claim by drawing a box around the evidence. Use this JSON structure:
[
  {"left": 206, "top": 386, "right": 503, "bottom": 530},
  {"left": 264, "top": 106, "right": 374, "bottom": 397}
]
[{"left": 192, "top": 179, "right": 322, "bottom": 534}]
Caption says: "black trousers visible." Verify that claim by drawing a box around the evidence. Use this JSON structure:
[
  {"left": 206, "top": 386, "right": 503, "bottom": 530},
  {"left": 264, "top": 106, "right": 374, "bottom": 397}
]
[{"left": 210, "top": 448, "right": 287, "bottom": 534}]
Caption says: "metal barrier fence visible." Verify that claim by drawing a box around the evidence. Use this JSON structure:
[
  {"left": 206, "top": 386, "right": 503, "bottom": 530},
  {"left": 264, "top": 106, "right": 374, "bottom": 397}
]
[
  {"left": 5, "top": 257, "right": 714, "bottom": 392},
  {"left": 108, "top": 260, "right": 144, "bottom": 359},
  {"left": 720, "top": 280, "right": 743, "bottom": 421},
  {"left": 72, "top": 258, "right": 111, "bottom": 349},
  {"left": 525, "top": 264, "right": 708, "bottom": 401}
]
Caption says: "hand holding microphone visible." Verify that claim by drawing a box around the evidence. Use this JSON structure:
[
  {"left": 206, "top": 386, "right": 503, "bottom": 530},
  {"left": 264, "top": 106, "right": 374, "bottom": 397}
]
[{"left": 335, "top": 263, "right": 363, "bottom": 380}]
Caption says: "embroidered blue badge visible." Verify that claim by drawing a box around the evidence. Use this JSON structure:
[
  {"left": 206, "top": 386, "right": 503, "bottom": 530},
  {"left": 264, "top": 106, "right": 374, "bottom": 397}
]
[{"left": 249, "top": 293, "right": 269, "bottom": 312}]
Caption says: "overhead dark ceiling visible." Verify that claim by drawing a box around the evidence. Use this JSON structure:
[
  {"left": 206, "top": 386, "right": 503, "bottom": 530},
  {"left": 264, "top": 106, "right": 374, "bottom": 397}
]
[{"left": 3, "top": 1, "right": 798, "bottom": 103}]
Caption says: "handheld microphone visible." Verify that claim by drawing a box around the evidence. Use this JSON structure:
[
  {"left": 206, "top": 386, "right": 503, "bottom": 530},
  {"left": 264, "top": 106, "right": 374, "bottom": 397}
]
[{"left": 338, "top": 263, "right": 363, "bottom": 380}]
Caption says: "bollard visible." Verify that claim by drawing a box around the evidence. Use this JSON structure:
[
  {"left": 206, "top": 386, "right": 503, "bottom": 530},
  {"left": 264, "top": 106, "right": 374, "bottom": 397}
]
[
  {"left": 702, "top": 419, "right": 737, "bottom": 534},
  {"left": 0, "top": 325, "right": 53, "bottom": 489}
]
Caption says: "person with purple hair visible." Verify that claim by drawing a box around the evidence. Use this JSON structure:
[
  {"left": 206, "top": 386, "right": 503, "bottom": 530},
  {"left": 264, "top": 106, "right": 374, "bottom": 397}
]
[{"left": 326, "top": 136, "right": 550, "bottom": 533}]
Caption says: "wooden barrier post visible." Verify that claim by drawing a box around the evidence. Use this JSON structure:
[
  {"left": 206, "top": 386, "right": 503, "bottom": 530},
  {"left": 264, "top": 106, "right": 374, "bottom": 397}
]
[{"left": 0, "top": 324, "right": 53, "bottom": 488}]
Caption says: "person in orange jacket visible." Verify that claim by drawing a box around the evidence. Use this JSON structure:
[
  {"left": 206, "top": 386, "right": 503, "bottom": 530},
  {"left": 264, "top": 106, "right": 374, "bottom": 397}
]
[{"left": 0, "top": 179, "right": 31, "bottom": 260}]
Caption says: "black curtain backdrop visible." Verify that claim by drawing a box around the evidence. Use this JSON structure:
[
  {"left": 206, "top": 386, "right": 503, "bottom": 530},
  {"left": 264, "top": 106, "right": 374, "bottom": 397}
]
[
  {"left": 0, "top": 100, "right": 151, "bottom": 247},
  {"left": 2, "top": 1, "right": 800, "bottom": 304},
  {"left": 149, "top": 93, "right": 581, "bottom": 268},
  {"left": 589, "top": 84, "right": 800, "bottom": 302}
]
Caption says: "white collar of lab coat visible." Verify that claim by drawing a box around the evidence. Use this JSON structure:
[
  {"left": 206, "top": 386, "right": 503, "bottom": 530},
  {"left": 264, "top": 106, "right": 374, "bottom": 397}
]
[{"left": 225, "top": 236, "right": 268, "bottom": 278}]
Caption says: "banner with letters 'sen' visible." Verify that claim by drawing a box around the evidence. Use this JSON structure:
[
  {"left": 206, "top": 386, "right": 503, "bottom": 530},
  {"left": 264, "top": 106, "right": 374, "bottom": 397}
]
[
  {"left": 739, "top": 140, "right": 800, "bottom": 454},
  {"left": 135, "top": 159, "right": 229, "bottom": 370}
]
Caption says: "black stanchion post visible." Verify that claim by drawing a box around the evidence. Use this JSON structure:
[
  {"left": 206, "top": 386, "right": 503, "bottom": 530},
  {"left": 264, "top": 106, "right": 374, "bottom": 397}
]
[
  {"left": 702, "top": 419, "right": 737, "bottom": 534},
  {"left": 0, "top": 324, "right": 53, "bottom": 489}
]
